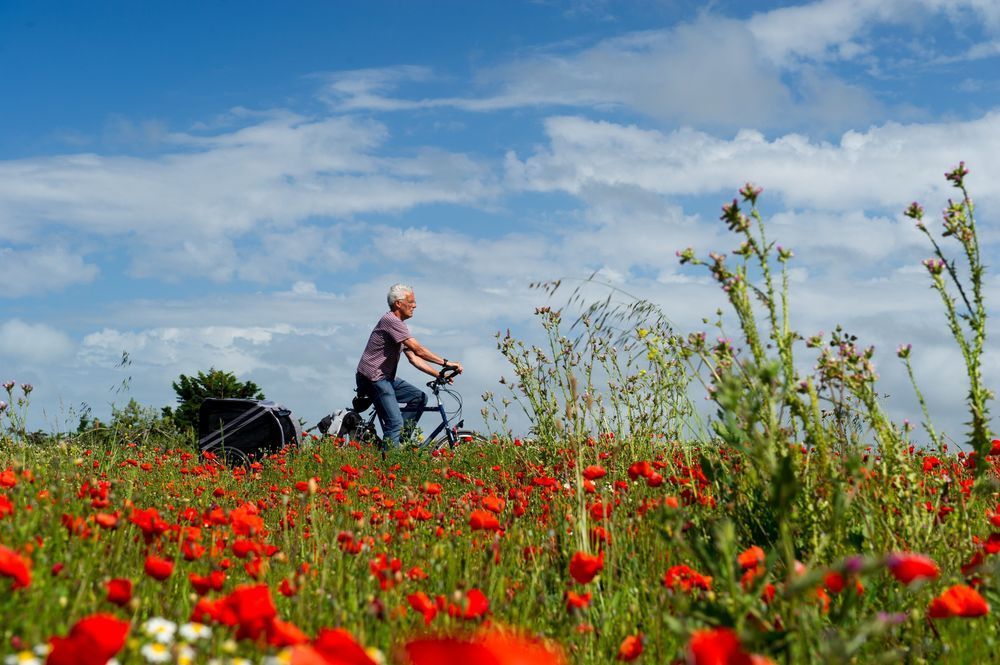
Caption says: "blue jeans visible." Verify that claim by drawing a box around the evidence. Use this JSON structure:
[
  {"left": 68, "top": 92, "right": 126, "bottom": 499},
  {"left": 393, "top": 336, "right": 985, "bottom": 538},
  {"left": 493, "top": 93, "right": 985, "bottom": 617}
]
[{"left": 356, "top": 373, "right": 427, "bottom": 448}]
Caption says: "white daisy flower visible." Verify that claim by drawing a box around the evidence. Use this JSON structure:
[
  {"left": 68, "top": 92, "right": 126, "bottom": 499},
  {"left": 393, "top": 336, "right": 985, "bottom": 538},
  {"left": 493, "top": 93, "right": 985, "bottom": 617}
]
[
  {"left": 179, "top": 622, "right": 212, "bottom": 642},
  {"left": 31, "top": 645, "right": 50, "bottom": 657},
  {"left": 4, "top": 651, "right": 41, "bottom": 665},
  {"left": 176, "top": 644, "right": 197, "bottom": 665},
  {"left": 140, "top": 642, "right": 172, "bottom": 663},
  {"left": 142, "top": 618, "right": 178, "bottom": 645}
]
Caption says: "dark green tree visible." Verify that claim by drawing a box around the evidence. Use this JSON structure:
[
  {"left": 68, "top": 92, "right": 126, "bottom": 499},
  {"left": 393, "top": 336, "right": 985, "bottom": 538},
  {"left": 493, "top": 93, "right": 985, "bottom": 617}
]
[{"left": 163, "top": 368, "right": 264, "bottom": 434}]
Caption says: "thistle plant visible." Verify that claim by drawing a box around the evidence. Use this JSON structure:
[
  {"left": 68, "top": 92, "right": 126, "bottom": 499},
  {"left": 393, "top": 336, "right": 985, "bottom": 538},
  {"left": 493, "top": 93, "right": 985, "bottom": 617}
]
[
  {"left": 904, "top": 162, "right": 994, "bottom": 477},
  {"left": 0, "top": 380, "right": 32, "bottom": 447}
]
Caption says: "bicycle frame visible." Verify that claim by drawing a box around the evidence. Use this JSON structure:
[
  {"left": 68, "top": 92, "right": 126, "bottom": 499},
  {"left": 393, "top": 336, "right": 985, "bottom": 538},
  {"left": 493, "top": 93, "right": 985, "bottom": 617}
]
[
  {"left": 413, "top": 381, "right": 464, "bottom": 450},
  {"left": 360, "top": 367, "right": 464, "bottom": 451}
]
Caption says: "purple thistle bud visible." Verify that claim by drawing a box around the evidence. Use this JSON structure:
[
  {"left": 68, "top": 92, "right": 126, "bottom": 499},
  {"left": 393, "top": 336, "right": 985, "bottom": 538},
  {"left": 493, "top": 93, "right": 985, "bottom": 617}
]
[
  {"left": 903, "top": 202, "right": 924, "bottom": 220},
  {"left": 842, "top": 555, "right": 866, "bottom": 574},
  {"left": 739, "top": 182, "right": 763, "bottom": 204},
  {"left": 922, "top": 258, "right": 945, "bottom": 276},
  {"left": 2, "top": 381, "right": 14, "bottom": 393},
  {"left": 877, "top": 612, "right": 908, "bottom": 626},
  {"left": 896, "top": 344, "right": 912, "bottom": 359},
  {"left": 20, "top": 383, "right": 32, "bottom": 396},
  {"left": 0, "top": 400, "right": 7, "bottom": 413},
  {"left": 945, "top": 161, "right": 969, "bottom": 188}
]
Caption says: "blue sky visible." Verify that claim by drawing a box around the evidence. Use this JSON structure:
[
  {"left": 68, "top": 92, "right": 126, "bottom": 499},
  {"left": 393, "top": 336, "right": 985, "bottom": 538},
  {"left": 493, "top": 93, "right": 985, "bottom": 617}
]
[{"left": 2, "top": 0, "right": 999, "bottom": 442}]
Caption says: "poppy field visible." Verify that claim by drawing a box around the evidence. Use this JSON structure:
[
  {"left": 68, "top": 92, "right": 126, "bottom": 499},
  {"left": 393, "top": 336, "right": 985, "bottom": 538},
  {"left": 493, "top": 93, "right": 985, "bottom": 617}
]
[{"left": 1, "top": 166, "right": 999, "bottom": 664}]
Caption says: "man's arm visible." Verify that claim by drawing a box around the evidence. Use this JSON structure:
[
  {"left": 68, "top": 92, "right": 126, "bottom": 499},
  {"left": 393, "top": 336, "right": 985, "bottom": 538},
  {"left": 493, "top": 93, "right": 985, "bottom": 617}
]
[{"left": 402, "top": 337, "right": 464, "bottom": 377}]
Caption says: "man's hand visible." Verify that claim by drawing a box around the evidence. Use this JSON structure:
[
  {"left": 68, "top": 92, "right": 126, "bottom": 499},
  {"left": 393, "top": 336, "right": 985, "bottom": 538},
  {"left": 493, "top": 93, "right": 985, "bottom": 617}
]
[{"left": 444, "top": 360, "right": 464, "bottom": 374}]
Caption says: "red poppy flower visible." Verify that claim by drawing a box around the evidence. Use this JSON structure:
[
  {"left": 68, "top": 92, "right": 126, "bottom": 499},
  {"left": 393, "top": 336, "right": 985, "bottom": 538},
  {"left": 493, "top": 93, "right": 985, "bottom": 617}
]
[
  {"left": 686, "top": 627, "right": 771, "bottom": 665},
  {"left": 470, "top": 509, "right": 501, "bottom": 532},
  {"left": 402, "top": 638, "right": 491, "bottom": 665},
  {"left": 311, "top": 627, "right": 378, "bottom": 665},
  {"left": 482, "top": 496, "right": 506, "bottom": 514},
  {"left": 268, "top": 618, "right": 309, "bottom": 647},
  {"left": 47, "top": 614, "right": 130, "bottom": 665},
  {"left": 224, "top": 584, "right": 278, "bottom": 632},
  {"left": 229, "top": 503, "right": 265, "bottom": 536},
  {"left": 407, "top": 592, "right": 438, "bottom": 625},
  {"left": 928, "top": 584, "right": 990, "bottom": 618},
  {"left": 0, "top": 469, "right": 16, "bottom": 488},
  {"left": 569, "top": 550, "right": 604, "bottom": 584},
  {"left": 988, "top": 439, "right": 1000, "bottom": 456},
  {"left": 582, "top": 465, "right": 606, "bottom": 481},
  {"left": 403, "top": 629, "right": 566, "bottom": 665},
  {"left": 589, "top": 501, "right": 612, "bottom": 520},
  {"left": 627, "top": 461, "right": 653, "bottom": 481},
  {"left": 144, "top": 554, "right": 174, "bottom": 581},
  {"left": 737, "top": 546, "right": 764, "bottom": 571},
  {"left": 886, "top": 553, "right": 939, "bottom": 585},
  {"left": 565, "top": 590, "right": 591, "bottom": 611},
  {"left": 106, "top": 578, "right": 132, "bottom": 606},
  {"left": 129, "top": 507, "right": 168, "bottom": 540},
  {"left": 189, "top": 570, "right": 225, "bottom": 595},
  {"left": 663, "top": 565, "right": 712, "bottom": 593},
  {"left": 288, "top": 645, "right": 333, "bottom": 665},
  {"left": 0, "top": 494, "right": 13, "bottom": 519},
  {"left": 0, "top": 545, "right": 31, "bottom": 589},
  {"left": 462, "top": 588, "right": 490, "bottom": 620},
  {"left": 279, "top": 578, "right": 298, "bottom": 597},
  {"left": 617, "top": 634, "right": 643, "bottom": 661}
]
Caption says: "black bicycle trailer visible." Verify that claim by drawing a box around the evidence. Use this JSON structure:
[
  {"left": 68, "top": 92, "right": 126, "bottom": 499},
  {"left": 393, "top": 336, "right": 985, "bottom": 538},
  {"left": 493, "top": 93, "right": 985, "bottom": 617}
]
[{"left": 198, "top": 398, "right": 300, "bottom": 466}]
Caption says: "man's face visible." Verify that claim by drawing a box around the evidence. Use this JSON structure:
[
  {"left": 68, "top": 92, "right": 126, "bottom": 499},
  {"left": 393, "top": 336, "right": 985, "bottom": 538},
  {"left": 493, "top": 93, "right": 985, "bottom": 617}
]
[{"left": 395, "top": 291, "right": 417, "bottom": 320}]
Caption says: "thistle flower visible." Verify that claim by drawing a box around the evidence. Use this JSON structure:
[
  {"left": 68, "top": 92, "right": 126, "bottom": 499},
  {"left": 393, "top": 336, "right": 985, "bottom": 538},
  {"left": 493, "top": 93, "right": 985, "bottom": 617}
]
[
  {"left": 896, "top": 344, "right": 912, "bottom": 359},
  {"left": 721, "top": 199, "right": 750, "bottom": 233},
  {"left": 19, "top": 384, "right": 31, "bottom": 396},
  {"left": 1, "top": 382, "right": 13, "bottom": 393},
  {"left": 739, "top": 182, "right": 763, "bottom": 205},
  {"left": 945, "top": 161, "right": 969, "bottom": 188},
  {"left": 922, "top": 258, "right": 945, "bottom": 276},
  {"left": 904, "top": 202, "right": 924, "bottom": 220}
]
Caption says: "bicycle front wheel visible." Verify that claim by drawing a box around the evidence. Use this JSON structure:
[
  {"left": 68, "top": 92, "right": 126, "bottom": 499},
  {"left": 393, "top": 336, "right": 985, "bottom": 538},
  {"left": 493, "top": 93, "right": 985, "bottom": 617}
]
[{"left": 428, "top": 429, "right": 490, "bottom": 452}]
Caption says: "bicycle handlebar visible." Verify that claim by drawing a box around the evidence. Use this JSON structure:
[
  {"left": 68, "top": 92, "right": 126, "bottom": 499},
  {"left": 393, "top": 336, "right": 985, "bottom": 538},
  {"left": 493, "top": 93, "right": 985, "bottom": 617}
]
[{"left": 428, "top": 365, "right": 461, "bottom": 388}]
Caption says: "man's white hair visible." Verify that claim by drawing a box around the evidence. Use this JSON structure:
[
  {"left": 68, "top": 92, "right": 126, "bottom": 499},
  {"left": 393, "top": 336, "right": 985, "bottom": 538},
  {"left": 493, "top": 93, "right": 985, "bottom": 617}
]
[{"left": 387, "top": 283, "right": 413, "bottom": 308}]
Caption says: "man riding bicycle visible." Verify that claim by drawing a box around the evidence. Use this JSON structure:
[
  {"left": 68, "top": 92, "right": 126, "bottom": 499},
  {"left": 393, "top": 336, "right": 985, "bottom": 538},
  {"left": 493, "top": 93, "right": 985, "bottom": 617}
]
[{"left": 356, "top": 284, "right": 464, "bottom": 448}]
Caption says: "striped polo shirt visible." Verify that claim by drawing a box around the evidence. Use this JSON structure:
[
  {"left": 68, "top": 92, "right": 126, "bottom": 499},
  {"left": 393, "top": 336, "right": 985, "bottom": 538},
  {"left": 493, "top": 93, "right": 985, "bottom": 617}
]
[{"left": 356, "top": 311, "right": 412, "bottom": 381}]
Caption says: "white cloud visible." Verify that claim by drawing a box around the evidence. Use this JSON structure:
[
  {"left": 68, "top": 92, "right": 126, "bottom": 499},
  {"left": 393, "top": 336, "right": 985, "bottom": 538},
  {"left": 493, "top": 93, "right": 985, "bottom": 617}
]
[
  {"left": 0, "top": 320, "right": 75, "bottom": 363},
  {"left": 321, "top": 19, "right": 878, "bottom": 131},
  {"left": 506, "top": 113, "right": 1000, "bottom": 212},
  {"left": 748, "top": 0, "right": 1000, "bottom": 65},
  {"left": 0, "top": 246, "right": 99, "bottom": 296},
  {"left": 0, "top": 113, "right": 499, "bottom": 286}
]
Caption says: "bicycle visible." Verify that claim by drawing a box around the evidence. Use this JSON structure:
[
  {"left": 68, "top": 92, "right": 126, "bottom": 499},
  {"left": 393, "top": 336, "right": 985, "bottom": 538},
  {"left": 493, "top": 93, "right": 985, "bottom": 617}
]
[{"left": 345, "top": 366, "right": 484, "bottom": 452}]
